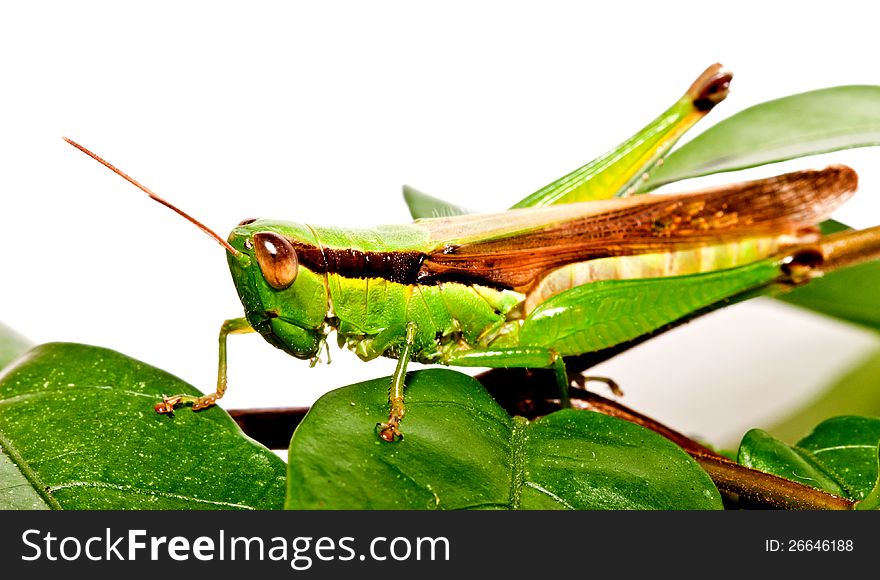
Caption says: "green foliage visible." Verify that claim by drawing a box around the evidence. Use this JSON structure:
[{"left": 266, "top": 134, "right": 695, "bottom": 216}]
[
  {"left": 738, "top": 417, "right": 880, "bottom": 509},
  {"left": 403, "top": 185, "right": 470, "bottom": 219},
  {"left": 286, "top": 369, "right": 722, "bottom": 510},
  {"left": 4, "top": 81, "right": 880, "bottom": 511},
  {"left": 0, "top": 342, "right": 286, "bottom": 510},
  {"left": 737, "top": 429, "right": 845, "bottom": 495}
]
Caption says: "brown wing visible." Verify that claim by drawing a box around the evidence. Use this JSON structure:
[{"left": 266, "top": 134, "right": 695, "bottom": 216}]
[{"left": 417, "top": 166, "right": 857, "bottom": 290}]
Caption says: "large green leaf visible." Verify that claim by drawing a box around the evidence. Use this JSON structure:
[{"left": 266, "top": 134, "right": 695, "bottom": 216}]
[
  {"left": 644, "top": 86, "right": 880, "bottom": 189},
  {"left": 286, "top": 369, "right": 722, "bottom": 510},
  {"left": 738, "top": 417, "right": 880, "bottom": 509},
  {"left": 0, "top": 342, "right": 286, "bottom": 509}
]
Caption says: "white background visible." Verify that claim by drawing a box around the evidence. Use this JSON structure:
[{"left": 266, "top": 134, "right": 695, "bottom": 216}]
[{"left": 1, "top": 1, "right": 878, "bottom": 447}]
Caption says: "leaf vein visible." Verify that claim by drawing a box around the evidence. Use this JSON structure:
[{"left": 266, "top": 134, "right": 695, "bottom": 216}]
[
  {"left": 523, "top": 481, "right": 575, "bottom": 509},
  {"left": 0, "top": 385, "right": 158, "bottom": 407},
  {"left": 0, "top": 432, "right": 60, "bottom": 509},
  {"left": 45, "top": 481, "right": 256, "bottom": 509},
  {"left": 811, "top": 444, "right": 877, "bottom": 454}
]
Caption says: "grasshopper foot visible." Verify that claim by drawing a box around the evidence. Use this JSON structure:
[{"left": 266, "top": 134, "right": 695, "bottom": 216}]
[
  {"left": 377, "top": 419, "right": 404, "bottom": 443},
  {"left": 568, "top": 374, "right": 624, "bottom": 397},
  {"left": 153, "top": 393, "right": 220, "bottom": 415},
  {"left": 377, "top": 397, "right": 407, "bottom": 442},
  {"left": 154, "top": 395, "right": 181, "bottom": 414}
]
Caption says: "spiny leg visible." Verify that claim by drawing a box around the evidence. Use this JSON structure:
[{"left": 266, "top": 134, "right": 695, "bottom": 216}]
[
  {"left": 155, "top": 317, "right": 255, "bottom": 414},
  {"left": 445, "top": 346, "right": 571, "bottom": 408},
  {"left": 378, "top": 321, "right": 418, "bottom": 442}
]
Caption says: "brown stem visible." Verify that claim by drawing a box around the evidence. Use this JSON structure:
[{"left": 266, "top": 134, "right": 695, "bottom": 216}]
[
  {"left": 563, "top": 391, "right": 853, "bottom": 510},
  {"left": 819, "top": 224, "right": 880, "bottom": 272},
  {"left": 567, "top": 391, "right": 717, "bottom": 456},
  {"left": 694, "top": 454, "right": 853, "bottom": 510}
]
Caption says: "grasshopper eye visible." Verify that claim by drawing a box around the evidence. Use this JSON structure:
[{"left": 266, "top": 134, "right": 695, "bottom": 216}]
[{"left": 253, "top": 232, "right": 298, "bottom": 290}]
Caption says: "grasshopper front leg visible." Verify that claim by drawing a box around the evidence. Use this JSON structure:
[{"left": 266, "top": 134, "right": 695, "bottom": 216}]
[
  {"left": 155, "top": 317, "right": 254, "bottom": 414},
  {"left": 377, "top": 321, "right": 419, "bottom": 442}
]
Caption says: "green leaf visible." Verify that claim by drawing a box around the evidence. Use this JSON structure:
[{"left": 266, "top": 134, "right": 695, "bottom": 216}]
[
  {"left": 820, "top": 220, "right": 853, "bottom": 235},
  {"left": 738, "top": 417, "right": 880, "bottom": 508},
  {"left": 403, "top": 185, "right": 471, "bottom": 220},
  {"left": 644, "top": 86, "right": 880, "bottom": 189},
  {"left": 737, "top": 429, "right": 844, "bottom": 496},
  {"left": 286, "top": 369, "right": 722, "bottom": 510},
  {"left": 0, "top": 342, "right": 286, "bottom": 509},
  {"left": 0, "top": 322, "right": 31, "bottom": 371},
  {"left": 798, "top": 417, "right": 880, "bottom": 507}
]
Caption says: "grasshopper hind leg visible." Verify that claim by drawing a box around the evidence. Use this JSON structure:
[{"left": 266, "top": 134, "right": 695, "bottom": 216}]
[
  {"left": 444, "top": 346, "right": 572, "bottom": 408},
  {"left": 377, "top": 321, "right": 419, "bottom": 442},
  {"left": 154, "top": 317, "right": 254, "bottom": 414}
]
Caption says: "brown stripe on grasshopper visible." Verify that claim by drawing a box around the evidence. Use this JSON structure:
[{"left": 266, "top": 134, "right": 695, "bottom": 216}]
[{"left": 286, "top": 240, "right": 427, "bottom": 285}]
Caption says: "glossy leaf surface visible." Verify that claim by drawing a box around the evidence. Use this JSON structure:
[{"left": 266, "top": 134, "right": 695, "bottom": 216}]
[
  {"left": 738, "top": 416, "right": 880, "bottom": 509},
  {"left": 0, "top": 342, "right": 286, "bottom": 509},
  {"left": 287, "top": 369, "right": 723, "bottom": 510}
]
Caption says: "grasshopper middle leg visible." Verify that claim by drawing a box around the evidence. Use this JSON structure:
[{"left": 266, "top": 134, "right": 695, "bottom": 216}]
[
  {"left": 155, "top": 317, "right": 254, "bottom": 414},
  {"left": 377, "top": 321, "right": 419, "bottom": 442}
]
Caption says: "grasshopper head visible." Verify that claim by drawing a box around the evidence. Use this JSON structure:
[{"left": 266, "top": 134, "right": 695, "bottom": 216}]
[
  {"left": 61, "top": 139, "right": 332, "bottom": 362},
  {"left": 227, "top": 219, "right": 330, "bottom": 360}
]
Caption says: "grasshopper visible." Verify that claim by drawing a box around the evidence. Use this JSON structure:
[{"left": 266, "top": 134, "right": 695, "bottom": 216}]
[{"left": 65, "top": 64, "right": 878, "bottom": 441}]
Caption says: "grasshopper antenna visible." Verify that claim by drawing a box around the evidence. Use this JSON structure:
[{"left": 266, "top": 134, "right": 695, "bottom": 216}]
[{"left": 63, "top": 137, "right": 242, "bottom": 258}]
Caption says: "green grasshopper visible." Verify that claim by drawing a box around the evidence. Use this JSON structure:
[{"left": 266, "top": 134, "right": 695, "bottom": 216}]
[{"left": 65, "top": 64, "right": 877, "bottom": 442}]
